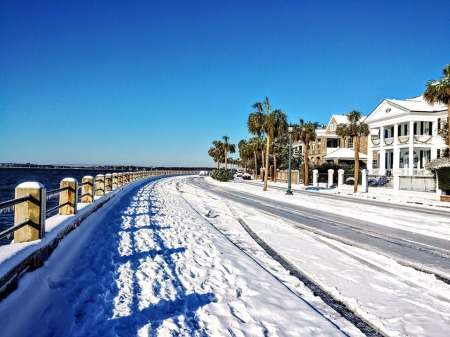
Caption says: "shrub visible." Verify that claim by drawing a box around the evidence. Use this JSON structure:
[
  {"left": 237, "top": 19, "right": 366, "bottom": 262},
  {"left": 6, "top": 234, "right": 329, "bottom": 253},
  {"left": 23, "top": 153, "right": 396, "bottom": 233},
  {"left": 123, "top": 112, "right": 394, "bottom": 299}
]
[{"left": 210, "top": 168, "right": 235, "bottom": 182}]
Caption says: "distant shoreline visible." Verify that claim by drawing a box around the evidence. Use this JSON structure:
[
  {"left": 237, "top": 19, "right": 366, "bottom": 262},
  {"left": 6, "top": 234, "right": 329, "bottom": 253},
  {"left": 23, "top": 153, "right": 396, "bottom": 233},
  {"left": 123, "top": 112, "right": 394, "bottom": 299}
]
[{"left": 0, "top": 165, "right": 213, "bottom": 171}]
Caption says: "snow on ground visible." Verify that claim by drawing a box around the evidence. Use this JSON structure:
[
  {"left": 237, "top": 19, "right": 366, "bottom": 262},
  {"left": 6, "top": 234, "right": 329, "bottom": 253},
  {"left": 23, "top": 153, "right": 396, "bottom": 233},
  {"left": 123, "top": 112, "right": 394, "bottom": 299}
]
[
  {"left": 192, "top": 177, "right": 450, "bottom": 337},
  {"left": 0, "top": 177, "right": 346, "bottom": 337}
]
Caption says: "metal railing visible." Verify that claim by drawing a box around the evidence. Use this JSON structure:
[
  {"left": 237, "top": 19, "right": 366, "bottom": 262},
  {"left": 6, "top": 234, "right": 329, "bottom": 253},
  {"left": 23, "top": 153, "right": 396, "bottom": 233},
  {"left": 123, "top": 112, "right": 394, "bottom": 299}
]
[
  {"left": 0, "top": 195, "right": 32, "bottom": 240},
  {"left": 0, "top": 170, "right": 198, "bottom": 245}
]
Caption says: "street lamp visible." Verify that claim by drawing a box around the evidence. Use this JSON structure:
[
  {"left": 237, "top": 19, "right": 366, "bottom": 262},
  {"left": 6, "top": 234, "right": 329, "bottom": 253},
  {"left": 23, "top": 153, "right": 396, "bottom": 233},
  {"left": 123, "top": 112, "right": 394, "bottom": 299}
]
[{"left": 286, "top": 124, "right": 293, "bottom": 195}]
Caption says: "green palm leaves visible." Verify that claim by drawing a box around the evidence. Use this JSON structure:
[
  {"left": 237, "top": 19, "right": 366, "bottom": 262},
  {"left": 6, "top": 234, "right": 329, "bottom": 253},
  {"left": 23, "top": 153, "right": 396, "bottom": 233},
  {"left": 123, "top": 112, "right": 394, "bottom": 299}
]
[
  {"left": 423, "top": 64, "right": 450, "bottom": 153},
  {"left": 248, "top": 97, "right": 287, "bottom": 191},
  {"left": 336, "top": 110, "right": 369, "bottom": 192}
]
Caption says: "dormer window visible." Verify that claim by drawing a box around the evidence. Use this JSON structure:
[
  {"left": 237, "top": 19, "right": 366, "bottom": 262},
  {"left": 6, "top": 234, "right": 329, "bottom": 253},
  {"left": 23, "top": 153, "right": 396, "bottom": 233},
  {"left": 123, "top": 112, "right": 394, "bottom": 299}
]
[{"left": 330, "top": 123, "right": 336, "bottom": 132}]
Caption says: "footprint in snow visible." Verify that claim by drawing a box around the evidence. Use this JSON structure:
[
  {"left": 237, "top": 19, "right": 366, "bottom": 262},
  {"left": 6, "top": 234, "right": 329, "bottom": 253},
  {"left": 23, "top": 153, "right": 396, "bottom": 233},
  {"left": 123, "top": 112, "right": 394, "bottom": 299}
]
[{"left": 228, "top": 301, "right": 252, "bottom": 323}]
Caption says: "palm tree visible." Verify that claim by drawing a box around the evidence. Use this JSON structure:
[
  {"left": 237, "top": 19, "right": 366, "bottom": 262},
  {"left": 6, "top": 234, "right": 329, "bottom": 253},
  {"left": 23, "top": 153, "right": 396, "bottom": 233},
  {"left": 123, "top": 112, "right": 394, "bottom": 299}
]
[
  {"left": 293, "top": 119, "right": 319, "bottom": 187},
  {"left": 248, "top": 97, "right": 287, "bottom": 191},
  {"left": 212, "top": 140, "right": 224, "bottom": 168},
  {"left": 248, "top": 137, "right": 262, "bottom": 177},
  {"left": 208, "top": 147, "right": 221, "bottom": 169},
  {"left": 268, "top": 110, "right": 288, "bottom": 182},
  {"left": 423, "top": 64, "right": 450, "bottom": 155},
  {"left": 222, "top": 136, "right": 236, "bottom": 170},
  {"left": 336, "top": 110, "right": 370, "bottom": 193},
  {"left": 238, "top": 139, "right": 252, "bottom": 171}
]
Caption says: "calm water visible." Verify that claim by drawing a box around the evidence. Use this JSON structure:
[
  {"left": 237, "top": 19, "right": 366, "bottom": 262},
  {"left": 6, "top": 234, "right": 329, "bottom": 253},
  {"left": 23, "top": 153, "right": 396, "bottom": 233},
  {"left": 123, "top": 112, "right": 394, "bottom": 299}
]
[{"left": 0, "top": 168, "right": 126, "bottom": 245}]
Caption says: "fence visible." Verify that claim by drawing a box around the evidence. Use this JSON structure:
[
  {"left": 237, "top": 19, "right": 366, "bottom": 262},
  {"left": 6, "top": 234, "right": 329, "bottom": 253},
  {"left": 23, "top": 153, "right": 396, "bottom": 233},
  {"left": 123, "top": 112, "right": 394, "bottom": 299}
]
[
  {"left": 0, "top": 170, "right": 195, "bottom": 244},
  {"left": 399, "top": 176, "right": 435, "bottom": 192}
]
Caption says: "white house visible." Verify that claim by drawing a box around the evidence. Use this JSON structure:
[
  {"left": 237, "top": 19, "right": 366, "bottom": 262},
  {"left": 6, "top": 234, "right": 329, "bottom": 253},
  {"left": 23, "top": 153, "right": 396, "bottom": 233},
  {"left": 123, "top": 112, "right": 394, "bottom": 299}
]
[{"left": 365, "top": 95, "right": 448, "bottom": 176}]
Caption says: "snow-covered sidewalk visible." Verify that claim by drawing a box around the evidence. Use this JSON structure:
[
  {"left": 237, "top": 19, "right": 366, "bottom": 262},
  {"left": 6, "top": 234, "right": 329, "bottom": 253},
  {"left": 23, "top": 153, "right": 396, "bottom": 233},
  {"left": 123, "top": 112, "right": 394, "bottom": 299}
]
[{"left": 0, "top": 177, "right": 345, "bottom": 337}]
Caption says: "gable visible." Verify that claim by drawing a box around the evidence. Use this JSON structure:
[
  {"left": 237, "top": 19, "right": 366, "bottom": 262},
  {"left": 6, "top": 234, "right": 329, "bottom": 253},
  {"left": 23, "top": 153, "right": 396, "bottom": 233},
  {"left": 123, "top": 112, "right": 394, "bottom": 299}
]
[{"left": 364, "top": 100, "right": 409, "bottom": 125}]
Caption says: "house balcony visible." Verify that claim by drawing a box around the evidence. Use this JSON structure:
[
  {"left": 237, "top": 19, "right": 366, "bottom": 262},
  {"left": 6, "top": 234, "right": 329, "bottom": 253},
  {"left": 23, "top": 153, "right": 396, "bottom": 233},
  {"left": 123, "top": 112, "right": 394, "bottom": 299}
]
[{"left": 370, "top": 135, "right": 434, "bottom": 148}]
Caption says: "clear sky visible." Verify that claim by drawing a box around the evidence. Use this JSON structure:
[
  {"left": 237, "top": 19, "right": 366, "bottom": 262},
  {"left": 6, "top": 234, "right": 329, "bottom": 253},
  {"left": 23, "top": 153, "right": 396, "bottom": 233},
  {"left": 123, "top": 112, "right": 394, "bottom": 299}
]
[{"left": 1, "top": 0, "right": 449, "bottom": 167}]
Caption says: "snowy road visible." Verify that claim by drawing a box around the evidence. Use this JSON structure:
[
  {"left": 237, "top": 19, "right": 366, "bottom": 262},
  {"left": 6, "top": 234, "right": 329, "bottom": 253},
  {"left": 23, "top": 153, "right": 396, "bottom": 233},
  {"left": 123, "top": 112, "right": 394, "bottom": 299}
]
[
  {"left": 188, "top": 177, "right": 450, "bottom": 280},
  {"left": 0, "top": 177, "right": 346, "bottom": 337},
  {"left": 182, "top": 176, "right": 450, "bottom": 337}
]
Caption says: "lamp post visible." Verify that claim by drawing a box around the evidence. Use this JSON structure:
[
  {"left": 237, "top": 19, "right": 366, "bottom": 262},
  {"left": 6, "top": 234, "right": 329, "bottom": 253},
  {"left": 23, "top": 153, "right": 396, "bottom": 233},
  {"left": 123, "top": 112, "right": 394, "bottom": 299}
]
[{"left": 286, "top": 124, "right": 293, "bottom": 195}]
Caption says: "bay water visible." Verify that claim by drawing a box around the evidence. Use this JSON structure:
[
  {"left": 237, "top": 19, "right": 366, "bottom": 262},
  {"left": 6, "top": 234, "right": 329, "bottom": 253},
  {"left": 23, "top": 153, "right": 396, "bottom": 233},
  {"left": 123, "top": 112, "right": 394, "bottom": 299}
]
[{"left": 0, "top": 168, "right": 126, "bottom": 245}]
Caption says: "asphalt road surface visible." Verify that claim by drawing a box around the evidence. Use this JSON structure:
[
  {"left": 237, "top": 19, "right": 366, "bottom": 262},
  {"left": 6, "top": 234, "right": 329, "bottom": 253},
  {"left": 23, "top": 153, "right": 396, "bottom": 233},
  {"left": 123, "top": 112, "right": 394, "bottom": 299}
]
[{"left": 188, "top": 177, "right": 450, "bottom": 281}]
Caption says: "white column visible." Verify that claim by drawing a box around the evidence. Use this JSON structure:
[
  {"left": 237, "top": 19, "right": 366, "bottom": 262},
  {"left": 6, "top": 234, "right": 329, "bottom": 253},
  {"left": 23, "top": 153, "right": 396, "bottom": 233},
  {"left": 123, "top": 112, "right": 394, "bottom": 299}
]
[
  {"left": 367, "top": 129, "right": 373, "bottom": 174},
  {"left": 408, "top": 121, "right": 414, "bottom": 175},
  {"left": 393, "top": 123, "right": 399, "bottom": 171},
  {"left": 431, "top": 117, "right": 438, "bottom": 160},
  {"left": 379, "top": 126, "right": 386, "bottom": 175}
]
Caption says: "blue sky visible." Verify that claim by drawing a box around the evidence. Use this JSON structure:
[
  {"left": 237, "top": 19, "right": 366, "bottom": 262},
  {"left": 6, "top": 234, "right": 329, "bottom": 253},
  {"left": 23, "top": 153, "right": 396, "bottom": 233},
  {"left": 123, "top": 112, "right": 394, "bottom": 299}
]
[{"left": 1, "top": 0, "right": 449, "bottom": 167}]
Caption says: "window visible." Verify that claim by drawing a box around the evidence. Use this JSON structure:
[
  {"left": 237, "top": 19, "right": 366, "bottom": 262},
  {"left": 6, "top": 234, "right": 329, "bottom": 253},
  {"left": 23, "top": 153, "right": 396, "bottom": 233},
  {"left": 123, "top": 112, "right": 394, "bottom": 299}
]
[
  {"left": 347, "top": 138, "right": 354, "bottom": 149},
  {"left": 330, "top": 123, "right": 336, "bottom": 132},
  {"left": 327, "top": 139, "right": 339, "bottom": 148}
]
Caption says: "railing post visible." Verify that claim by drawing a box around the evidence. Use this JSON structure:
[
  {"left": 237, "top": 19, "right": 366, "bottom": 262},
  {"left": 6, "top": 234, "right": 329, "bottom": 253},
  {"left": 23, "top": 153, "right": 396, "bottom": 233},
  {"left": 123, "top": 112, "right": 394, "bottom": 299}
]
[
  {"left": 81, "top": 176, "right": 94, "bottom": 203},
  {"left": 105, "top": 174, "right": 112, "bottom": 192},
  {"left": 118, "top": 173, "right": 123, "bottom": 187},
  {"left": 59, "top": 178, "right": 78, "bottom": 215},
  {"left": 112, "top": 173, "right": 118, "bottom": 189},
  {"left": 95, "top": 174, "right": 105, "bottom": 196},
  {"left": 14, "top": 182, "right": 46, "bottom": 243}
]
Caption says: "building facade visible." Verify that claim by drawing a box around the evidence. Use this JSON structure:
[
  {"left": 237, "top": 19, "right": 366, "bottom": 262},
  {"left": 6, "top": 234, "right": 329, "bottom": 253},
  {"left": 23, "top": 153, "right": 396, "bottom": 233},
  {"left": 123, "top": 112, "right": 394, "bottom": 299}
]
[
  {"left": 365, "top": 96, "right": 448, "bottom": 176},
  {"left": 295, "top": 115, "right": 369, "bottom": 165}
]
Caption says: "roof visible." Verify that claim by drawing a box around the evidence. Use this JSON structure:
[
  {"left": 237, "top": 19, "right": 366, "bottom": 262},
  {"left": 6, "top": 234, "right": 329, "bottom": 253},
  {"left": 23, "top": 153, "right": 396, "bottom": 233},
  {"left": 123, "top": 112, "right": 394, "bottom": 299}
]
[
  {"left": 386, "top": 95, "right": 447, "bottom": 112},
  {"left": 329, "top": 114, "right": 368, "bottom": 125},
  {"left": 323, "top": 148, "right": 367, "bottom": 160}
]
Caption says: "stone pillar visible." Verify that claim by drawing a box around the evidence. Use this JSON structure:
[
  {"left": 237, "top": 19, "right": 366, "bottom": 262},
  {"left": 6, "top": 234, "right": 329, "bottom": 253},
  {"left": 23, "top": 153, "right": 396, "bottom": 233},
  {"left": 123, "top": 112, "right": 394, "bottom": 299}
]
[
  {"left": 361, "top": 169, "right": 368, "bottom": 193},
  {"left": 105, "top": 174, "right": 112, "bottom": 192},
  {"left": 59, "top": 178, "right": 78, "bottom": 215},
  {"left": 112, "top": 173, "right": 118, "bottom": 189},
  {"left": 81, "top": 176, "right": 94, "bottom": 203},
  {"left": 327, "top": 169, "right": 334, "bottom": 188},
  {"left": 14, "top": 182, "right": 46, "bottom": 242},
  {"left": 95, "top": 174, "right": 105, "bottom": 196},
  {"left": 118, "top": 173, "right": 123, "bottom": 186},
  {"left": 313, "top": 169, "right": 319, "bottom": 187},
  {"left": 393, "top": 174, "right": 400, "bottom": 191},
  {"left": 338, "top": 169, "right": 344, "bottom": 190}
]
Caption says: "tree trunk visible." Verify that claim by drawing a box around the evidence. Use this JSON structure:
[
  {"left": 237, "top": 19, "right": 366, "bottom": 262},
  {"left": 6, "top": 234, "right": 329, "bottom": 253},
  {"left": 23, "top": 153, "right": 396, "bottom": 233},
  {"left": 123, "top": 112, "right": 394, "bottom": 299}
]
[
  {"left": 263, "top": 135, "right": 270, "bottom": 191},
  {"left": 274, "top": 150, "right": 277, "bottom": 183},
  {"left": 224, "top": 151, "right": 228, "bottom": 170},
  {"left": 253, "top": 151, "right": 257, "bottom": 178},
  {"left": 304, "top": 142, "right": 310, "bottom": 186},
  {"left": 447, "top": 105, "right": 450, "bottom": 153},
  {"left": 261, "top": 149, "right": 265, "bottom": 180},
  {"left": 353, "top": 135, "right": 360, "bottom": 193}
]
